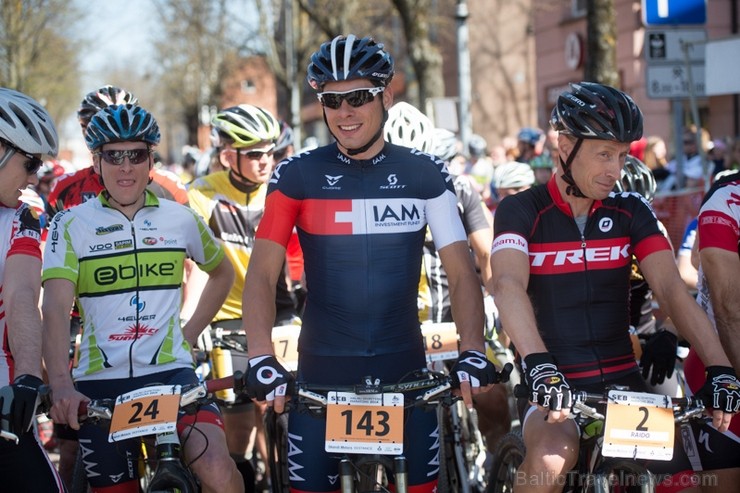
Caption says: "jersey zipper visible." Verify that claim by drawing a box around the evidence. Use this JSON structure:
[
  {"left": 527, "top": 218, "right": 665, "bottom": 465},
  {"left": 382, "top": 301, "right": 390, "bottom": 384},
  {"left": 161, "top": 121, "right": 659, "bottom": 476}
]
[
  {"left": 127, "top": 220, "right": 142, "bottom": 379},
  {"left": 581, "top": 221, "right": 606, "bottom": 386}
]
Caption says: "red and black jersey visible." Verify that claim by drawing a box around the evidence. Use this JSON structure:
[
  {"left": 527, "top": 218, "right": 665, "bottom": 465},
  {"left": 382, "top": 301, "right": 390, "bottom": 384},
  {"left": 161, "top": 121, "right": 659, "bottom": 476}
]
[{"left": 492, "top": 177, "right": 670, "bottom": 386}]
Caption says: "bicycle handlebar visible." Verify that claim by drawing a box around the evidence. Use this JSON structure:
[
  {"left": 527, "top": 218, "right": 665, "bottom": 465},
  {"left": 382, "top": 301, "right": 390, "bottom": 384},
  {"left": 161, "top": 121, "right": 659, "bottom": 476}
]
[{"left": 513, "top": 383, "right": 705, "bottom": 422}]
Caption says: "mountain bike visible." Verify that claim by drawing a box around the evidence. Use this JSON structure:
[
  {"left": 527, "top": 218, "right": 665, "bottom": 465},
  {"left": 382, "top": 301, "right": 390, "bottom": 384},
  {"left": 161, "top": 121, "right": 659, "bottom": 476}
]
[
  {"left": 486, "top": 384, "right": 706, "bottom": 493},
  {"left": 66, "top": 372, "right": 244, "bottom": 493}
]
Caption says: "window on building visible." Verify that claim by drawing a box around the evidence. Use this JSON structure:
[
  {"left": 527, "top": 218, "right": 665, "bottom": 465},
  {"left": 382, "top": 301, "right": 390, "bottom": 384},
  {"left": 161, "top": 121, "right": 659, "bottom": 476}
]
[
  {"left": 572, "top": 0, "right": 586, "bottom": 17},
  {"left": 241, "top": 79, "right": 256, "bottom": 94}
]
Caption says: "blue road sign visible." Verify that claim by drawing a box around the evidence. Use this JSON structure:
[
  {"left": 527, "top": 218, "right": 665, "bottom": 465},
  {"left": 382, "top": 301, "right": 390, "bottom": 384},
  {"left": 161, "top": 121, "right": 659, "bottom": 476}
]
[{"left": 642, "top": 0, "right": 706, "bottom": 25}]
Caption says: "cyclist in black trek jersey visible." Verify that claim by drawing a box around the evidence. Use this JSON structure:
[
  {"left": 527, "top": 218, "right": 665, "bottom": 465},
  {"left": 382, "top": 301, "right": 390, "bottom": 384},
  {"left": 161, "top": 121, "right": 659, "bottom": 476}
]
[
  {"left": 490, "top": 82, "right": 740, "bottom": 493},
  {"left": 240, "top": 34, "right": 501, "bottom": 493},
  {"left": 0, "top": 87, "right": 66, "bottom": 492}
]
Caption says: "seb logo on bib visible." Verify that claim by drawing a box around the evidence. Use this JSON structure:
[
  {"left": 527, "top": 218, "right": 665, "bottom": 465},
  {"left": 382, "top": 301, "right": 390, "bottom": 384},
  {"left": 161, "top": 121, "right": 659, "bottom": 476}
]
[{"left": 529, "top": 238, "right": 631, "bottom": 274}]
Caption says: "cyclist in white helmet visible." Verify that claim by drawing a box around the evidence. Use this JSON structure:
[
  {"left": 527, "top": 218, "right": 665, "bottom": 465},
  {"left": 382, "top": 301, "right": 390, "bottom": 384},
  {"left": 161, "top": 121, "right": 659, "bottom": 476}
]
[{"left": 0, "top": 87, "right": 65, "bottom": 492}]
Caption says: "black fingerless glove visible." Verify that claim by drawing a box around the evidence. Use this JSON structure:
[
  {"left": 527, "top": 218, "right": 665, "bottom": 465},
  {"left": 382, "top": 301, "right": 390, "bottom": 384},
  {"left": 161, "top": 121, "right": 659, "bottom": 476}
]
[
  {"left": 0, "top": 374, "right": 43, "bottom": 436},
  {"left": 450, "top": 350, "right": 498, "bottom": 388},
  {"left": 244, "top": 355, "right": 293, "bottom": 401},
  {"left": 522, "top": 353, "right": 573, "bottom": 411},
  {"left": 696, "top": 366, "right": 740, "bottom": 413},
  {"left": 639, "top": 330, "right": 678, "bottom": 386}
]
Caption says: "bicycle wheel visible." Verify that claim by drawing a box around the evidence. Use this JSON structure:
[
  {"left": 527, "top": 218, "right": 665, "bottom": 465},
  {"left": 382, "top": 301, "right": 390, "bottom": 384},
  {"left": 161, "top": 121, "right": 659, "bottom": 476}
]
[
  {"left": 436, "top": 404, "right": 459, "bottom": 493},
  {"left": 264, "top": 408, "right": 290, "bottom": 493},
  {"left": 486, "top": 431, "right": 525, "bottom": 493}
]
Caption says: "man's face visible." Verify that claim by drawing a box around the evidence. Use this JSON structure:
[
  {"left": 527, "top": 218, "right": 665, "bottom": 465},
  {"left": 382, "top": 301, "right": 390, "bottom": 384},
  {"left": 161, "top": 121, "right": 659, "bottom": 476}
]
[
  {"left": 561, "top": 137, "right": 629, "bottom": 200},
  {"left": 0, "top": 142, "right": 41, "bottom": 208},
  {"left": 221, "top": 141, "right": 275, "bottom": 184},
  {"left": 320, "top": 78, "right": 392, "bottom": 158},
  {"left": 94, "top": 141, "right": 151, "bottom": 206}
]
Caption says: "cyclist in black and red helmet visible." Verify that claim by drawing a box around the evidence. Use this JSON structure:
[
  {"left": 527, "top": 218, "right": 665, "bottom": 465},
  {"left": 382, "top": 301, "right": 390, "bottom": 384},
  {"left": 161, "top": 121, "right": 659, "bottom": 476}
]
[{"left": 491, "top": 82, "right": 739, "bottom": 492}]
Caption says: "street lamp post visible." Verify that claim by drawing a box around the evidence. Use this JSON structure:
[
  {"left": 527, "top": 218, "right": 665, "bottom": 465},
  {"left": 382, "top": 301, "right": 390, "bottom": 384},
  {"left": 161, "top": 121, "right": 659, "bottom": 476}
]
[{"left": 456, "top": 0, "right": 472, "bottom": 154}]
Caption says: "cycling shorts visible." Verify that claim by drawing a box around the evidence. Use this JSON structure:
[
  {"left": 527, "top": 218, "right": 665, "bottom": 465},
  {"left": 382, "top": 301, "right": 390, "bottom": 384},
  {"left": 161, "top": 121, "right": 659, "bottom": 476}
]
[
  {"left": 75, "top": 368, "right": 223, "bottom": 489},
  {"left": 0, "top": 427, "right": 65, "bottom": 492},
  {"left": 287, "top": 350, "right": 440, "bottom": 492}
]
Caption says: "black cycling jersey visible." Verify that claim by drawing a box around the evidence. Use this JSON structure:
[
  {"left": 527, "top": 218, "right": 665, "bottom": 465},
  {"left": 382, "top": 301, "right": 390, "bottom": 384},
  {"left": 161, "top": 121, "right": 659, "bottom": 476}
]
[
  {"left": 256, "top": 142, "right": 467, "bottom": 357},
  {"left": 492, "top": 178, "right": 671, "bottom": 386}
]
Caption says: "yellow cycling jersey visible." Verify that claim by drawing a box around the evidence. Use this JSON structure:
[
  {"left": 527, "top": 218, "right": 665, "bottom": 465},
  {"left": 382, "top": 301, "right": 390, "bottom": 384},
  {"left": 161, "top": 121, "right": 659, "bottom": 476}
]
[{"left": 188, "top": 171, "right": 294, "bottom": 322}]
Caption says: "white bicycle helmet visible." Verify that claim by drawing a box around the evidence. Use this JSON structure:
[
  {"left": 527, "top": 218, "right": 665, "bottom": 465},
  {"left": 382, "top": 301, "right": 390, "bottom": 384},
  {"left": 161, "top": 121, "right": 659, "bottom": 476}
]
[
  {"left": 0, "top": 87, "right": 58, "bottom": 163},
  {"left": 493, "top": 161, "right": 535, "bottom": 189},
  {"left": 432, "top": 128, "right": 459, "bottom": 162},
  {"left": 384, "top": 102, "right": 434, "bottom": 153}
]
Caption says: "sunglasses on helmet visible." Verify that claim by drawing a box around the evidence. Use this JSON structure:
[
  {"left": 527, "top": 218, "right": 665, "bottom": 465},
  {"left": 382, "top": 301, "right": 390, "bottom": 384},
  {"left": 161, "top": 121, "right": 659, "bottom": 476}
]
[
  {"left": 317, "top": 87, "right": 385, "bottom": 110},
  {"left": 95, "top": 148, "right": 151, "bottom": 165},
  {"left": 1, "top": 138, "right": 43, "bottom": 176}
]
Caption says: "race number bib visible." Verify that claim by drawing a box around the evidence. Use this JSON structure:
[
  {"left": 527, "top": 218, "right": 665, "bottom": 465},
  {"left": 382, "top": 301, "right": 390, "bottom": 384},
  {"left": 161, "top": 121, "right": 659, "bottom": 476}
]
[
  {"left": 271, "top": 324, "right": 301, "bottom": 372},
  {"left": 108, "top": 385, "right": 181, "bottom": 442},
  {"left": 602, "top": 390, "right": 675, "bottom": 460},
  {"left": 325, "top": 392, "right": 405, "bottom": 455},
  {"left": 421, "top": 322, "right": 459, "bottom": 362}
]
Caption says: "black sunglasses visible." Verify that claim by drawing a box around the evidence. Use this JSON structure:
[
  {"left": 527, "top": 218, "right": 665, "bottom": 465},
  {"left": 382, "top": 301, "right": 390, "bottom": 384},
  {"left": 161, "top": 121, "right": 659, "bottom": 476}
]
[
  {"left": 317, "top": 87, "right": 384, "bottom": 110},
  {"left": 1, "top": 138, "right": 43, "bottom": 175},
  {"left": 95, "top": 148, "right": 151, "bottom": 165},
  {"left": 228, "top": 148, "right": 274, "bottom": 160}
]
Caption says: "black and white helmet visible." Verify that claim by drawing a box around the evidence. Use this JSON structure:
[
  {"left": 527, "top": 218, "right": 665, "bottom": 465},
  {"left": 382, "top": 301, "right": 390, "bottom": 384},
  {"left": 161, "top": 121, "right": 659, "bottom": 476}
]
[
  {"left": 78, "top": 85, "right": 138, "bottom": 129},
  {"left": 432, "top": 128, "right": 459, "bottom": 162},
  {"left": 384, "top": 102, "right": 434, "bottom": 153},
  {"left": 613, "top": 155, "right": 657, "bottom": 203},
  {"left": 307, "top": 34, "right": 394, "bottom": 90},
  {"left": 550, "top": 82, "right": 643, "bottom": 143},
  {"left": 0, "top": 87, "right": 58, "bottom": 158}
]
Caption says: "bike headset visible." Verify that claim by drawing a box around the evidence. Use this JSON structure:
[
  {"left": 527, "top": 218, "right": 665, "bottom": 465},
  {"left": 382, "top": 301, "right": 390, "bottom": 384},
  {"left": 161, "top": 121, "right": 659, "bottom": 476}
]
[
  {"left": 613, "top": 155, "right": 657, "bottom": 203},
  {"left": 77, "top": 85, "right": 138, "bottom": 131},
  {"left": 307, "top": 34, "right": 394, "bottom": 156},
  {"left": 210, "top": 104, "right": 280, "bottom": 190},
  {"left": 549, "top": 81, "right": 643, "bottom": 198},
  {"left": 0, "top": 87, "right": 59, "bottom": 170},
  {"left": 493, "top": 161, "right": 535, "bottom": 190},
  {"left": 383, "top": 101, "right": 435, "bottom": 153},
  {"left": 84, "top": 104, "right": 160, "bottom": 207}
]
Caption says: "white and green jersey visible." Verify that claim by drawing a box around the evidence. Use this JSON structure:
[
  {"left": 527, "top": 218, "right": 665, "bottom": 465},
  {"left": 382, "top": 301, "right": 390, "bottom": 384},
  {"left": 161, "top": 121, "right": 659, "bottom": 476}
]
[{"left": 42, "top": 191, "right": 225, "bottom": 381}]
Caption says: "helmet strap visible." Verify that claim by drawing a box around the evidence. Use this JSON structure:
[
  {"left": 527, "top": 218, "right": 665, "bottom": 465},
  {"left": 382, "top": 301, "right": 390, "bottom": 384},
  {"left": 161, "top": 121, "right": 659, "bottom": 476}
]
[
  {"left": 228, "top": 153, "right": 260, "bottom": 189},
  {"left": 560, "top": 137, "right": 587, "bottom": 198}
]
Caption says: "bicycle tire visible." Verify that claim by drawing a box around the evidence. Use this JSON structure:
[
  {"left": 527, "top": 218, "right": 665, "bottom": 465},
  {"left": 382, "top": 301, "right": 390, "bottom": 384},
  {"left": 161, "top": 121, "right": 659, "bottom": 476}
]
[
  {"left": 436, "top": 404, "right": 458, "bottom": 493},
  {"left": 265, "top": 409, "right": 290, "bottom": 493},
  {"left": 486, "top": 430, "right": 525, "bottom": 493}
]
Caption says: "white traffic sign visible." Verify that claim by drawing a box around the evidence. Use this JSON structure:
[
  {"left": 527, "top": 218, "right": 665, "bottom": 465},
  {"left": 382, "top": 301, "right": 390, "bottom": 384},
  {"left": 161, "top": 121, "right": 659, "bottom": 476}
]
[
  {"left": 645, "top": 28, "right": 706, "bottom": 63},
  {"left": 646, "top": 64, "right": 705, "bottom": 99}
]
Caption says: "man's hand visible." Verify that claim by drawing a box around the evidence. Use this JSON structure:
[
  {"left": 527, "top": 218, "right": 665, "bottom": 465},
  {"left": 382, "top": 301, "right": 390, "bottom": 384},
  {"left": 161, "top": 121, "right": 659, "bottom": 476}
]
[
  {"left": 244, "top": 355, "right": 294, "bottom": 413},
  {"left": 639, "top": 330, "right": 678, "bottom": 386},
  {"left": 0, "top": 374, "right": 43, "bottom": 437},
  {"left": 450, "top": 350, "right": 498, "bottom": 409},
  {"left": 696, "top": 365, "right": 740, "bottom": 431},
  {"left": 523, "top": 352, "right": 573, "bottom": 422}
]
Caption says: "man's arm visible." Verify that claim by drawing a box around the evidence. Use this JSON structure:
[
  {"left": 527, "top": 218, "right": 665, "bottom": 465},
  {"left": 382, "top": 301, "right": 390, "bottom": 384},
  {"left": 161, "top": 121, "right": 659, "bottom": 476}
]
[
  {"left": 466, "top": 205, "right": 493, "bottom": 289},
  {"left": 4, "top": 254, "right": 43, "bottom": 378},
  {"left": 181, "top": 256, "right": 234, "bottom": 345},
  {"left": 438, "top": 241, "right": 485, "bottom": 354},
  {"left": 700, "top": 247, "right": 740, "bottom": 371},
  {"left": 42, "top": 277, "right": 87, "bottom": 428}
]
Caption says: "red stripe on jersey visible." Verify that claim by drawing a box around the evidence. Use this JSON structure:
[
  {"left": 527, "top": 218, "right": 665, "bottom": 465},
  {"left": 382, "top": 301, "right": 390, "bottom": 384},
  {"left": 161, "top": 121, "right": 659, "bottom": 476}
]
[
  {"left": 698, "top": 210, "right": 739, "bottom": 252},
  {"left": 632, "top": 233, "right": 671, "bottom": 261},
  {"left": 564, "top": 360, "right": 638, "bottom": 380},
  {"left": 256, "top": 191, "right": 301, "bottom": 247},
  {"left": 529, "top": 237, "right": 631, "bottom": 275},
  {"left": 7, "top": 236, "right": 42, "bottom": 259},
  {"left": 297, "top": 198, "right": 355, "bottom": 235}
]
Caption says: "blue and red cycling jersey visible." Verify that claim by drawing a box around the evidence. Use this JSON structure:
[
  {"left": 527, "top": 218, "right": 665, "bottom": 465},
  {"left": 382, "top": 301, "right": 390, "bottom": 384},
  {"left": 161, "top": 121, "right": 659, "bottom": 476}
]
[{"left": 256, "top": 142, "right": 467, "bottom": 358}]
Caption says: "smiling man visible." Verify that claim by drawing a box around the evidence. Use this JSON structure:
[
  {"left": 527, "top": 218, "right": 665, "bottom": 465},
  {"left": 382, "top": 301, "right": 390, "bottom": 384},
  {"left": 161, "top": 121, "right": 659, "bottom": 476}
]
[{"left": 240, "top": 34, "right": 500, "bottom": 493}]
